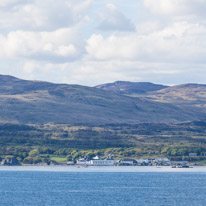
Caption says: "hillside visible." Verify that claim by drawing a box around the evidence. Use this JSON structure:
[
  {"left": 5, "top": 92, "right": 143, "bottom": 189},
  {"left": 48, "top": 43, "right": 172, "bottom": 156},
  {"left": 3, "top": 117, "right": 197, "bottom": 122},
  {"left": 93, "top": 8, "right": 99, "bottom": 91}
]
[
  {"left": 1, "top": 121, "right": 206, "bottom": 165},
  {"left": 95, "top": 81, "right": 168, "bottom": 95},
  {"left": 146, "top": 84, "right": 206, "bottom": 104},
  {"left": 1, "top": 76, "right": 206, "bottom": 164},
  {"left": 0, "top": 75, "right": 205, "bottom": 124}
]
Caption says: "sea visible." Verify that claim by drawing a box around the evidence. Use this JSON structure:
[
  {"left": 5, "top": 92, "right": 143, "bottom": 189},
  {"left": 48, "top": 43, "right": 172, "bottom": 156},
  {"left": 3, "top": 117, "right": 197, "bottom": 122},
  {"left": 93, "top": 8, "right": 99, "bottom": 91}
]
[{"left": 0, "top": 166, "right": 206, "bottom": 206}]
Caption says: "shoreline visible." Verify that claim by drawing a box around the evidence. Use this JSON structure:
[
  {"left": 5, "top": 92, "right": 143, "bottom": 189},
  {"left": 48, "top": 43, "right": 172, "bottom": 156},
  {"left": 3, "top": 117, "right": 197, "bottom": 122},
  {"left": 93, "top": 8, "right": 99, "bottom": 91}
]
[{"left": 1, "top": 165, "right": 206, "bottom": 173}]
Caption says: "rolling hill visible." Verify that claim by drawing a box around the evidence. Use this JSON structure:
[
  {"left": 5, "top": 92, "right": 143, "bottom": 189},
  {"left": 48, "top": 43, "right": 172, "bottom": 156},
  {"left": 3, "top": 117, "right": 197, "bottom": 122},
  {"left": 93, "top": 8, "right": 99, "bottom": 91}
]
[
  {"left": 146, "top": 83, "right": 206, "bottom": 104},
  {"left": 1, "top": 75, "right": 206, "bottom": 164},
  {"left": 95, "top": 81, "right": 168, "bottom": 95},
  {"left": 0, "top": 75, "right": 205, "bottom": 124}
]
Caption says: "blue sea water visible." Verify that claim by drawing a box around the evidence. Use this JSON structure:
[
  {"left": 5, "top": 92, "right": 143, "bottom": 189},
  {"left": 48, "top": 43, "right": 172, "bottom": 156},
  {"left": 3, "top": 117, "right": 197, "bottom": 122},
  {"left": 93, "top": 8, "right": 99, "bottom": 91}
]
[{"left": 0, "top": 168, "right": 206, "bottom": 206}]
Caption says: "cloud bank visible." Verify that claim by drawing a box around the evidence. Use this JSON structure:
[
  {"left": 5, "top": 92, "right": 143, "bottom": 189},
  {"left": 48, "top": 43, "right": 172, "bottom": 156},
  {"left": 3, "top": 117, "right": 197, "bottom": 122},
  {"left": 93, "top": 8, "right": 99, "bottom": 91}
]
[{"left": 0, "top": 0, "right": 206, "bottom": 86}]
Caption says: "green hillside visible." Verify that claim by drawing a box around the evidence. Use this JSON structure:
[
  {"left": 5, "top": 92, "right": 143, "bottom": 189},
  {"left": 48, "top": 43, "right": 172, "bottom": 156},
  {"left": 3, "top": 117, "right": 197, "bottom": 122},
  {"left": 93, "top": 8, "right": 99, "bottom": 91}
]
[
  {"left": 0, "top": 121, "right": 206, "bottom": 164},
  {"left": 0, "top": 75, "right": 205, "bottom": 124}
]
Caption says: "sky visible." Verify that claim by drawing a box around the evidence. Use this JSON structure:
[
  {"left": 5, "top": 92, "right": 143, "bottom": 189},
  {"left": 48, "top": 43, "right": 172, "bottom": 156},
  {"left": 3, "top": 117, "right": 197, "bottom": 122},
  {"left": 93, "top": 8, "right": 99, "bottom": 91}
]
[{"left": 0, "top": 0, "right": 206, "bottom": 86}]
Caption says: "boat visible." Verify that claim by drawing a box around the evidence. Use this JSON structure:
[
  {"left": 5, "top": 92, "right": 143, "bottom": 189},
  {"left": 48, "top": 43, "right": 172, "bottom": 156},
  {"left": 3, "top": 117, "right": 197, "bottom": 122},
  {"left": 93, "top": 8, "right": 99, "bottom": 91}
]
[{"left": 172, "top": 164, "right": 192, "bottom": 168}]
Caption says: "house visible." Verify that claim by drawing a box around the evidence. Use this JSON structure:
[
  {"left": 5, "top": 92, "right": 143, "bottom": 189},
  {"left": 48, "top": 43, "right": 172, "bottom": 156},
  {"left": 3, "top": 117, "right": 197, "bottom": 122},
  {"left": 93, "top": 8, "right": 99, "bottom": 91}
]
[
  {"left": 89, "top": 158, "right": 115, "bottom": 166},
  {"left": 189, "top": 153, "right": 197, "bottom": 157},
  {"left": 154, "top": 158, "right": 163, "bottom": 163},
  {"left": 146, "top": 158, "right": 155, "bottom": 163},
  {"left": 136, "top": 159, "right": 144, "bottom": 164},
  {"left": 163, "top": 158, "right": 170, "bottom": 162},
  {"left": 67, "top": 161, "right": 74, "bottom": 165},
  {"left": 76, "top": 158, "right": 87, "bottom": 165},
  {"left": 119, "top": 159, "right": 137, "bottom": 166}
]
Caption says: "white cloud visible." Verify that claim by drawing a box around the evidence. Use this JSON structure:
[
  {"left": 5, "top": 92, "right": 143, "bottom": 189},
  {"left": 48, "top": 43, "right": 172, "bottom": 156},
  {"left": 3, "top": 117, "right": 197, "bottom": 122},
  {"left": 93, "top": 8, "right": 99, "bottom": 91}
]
[
  {"left": 0, "top": 0, "right": 24, "bottom": 7},
  {"left": 0, "top": 0, "right": 206, "bottom": 86},
  {"left": 0, "top": 0, "right": 92, "bottom": 31},
  {"left": 23, "top": 61, "right": 40, "bottom": 74},
  {"left": 23, "top": 60, "right": 182, "bottom": 86},
  {"left": 87, "top": 22, "right": 206, "bottom": 63},
  {"left": 0, "top": 28, "right": 85, "bottom": 62},
  {"left": 143, "top": 0, "right": 206, "bottom": 17},
  {"left": 98, "top": 4, "right": 135, "bottom": 32},
  {"left": 9, "top": 56, "right": 206, "bottom": 87},
  {"left": 86, "top": 34, "right": 138, "bottom": 60}
]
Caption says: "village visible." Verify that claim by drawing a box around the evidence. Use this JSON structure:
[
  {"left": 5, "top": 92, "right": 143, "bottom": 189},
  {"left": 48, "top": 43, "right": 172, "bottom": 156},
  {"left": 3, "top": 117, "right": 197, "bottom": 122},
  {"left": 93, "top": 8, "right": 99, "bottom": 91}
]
[
  {"left": 0, "top": 155, "right": 190, "bottom": 167},
  {"left": 0, "top": 153, "right": 201, "bottom": 167},
  {"left": 75, "top": 156, "right": 190, "bottom": 167}
]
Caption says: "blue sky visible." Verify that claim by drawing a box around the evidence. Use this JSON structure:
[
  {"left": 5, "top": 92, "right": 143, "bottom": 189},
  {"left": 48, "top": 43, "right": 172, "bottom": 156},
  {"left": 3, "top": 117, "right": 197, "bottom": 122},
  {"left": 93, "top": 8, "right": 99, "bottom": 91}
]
[{"left": 0, "top": 0, "right": 206, "bottom": 86}]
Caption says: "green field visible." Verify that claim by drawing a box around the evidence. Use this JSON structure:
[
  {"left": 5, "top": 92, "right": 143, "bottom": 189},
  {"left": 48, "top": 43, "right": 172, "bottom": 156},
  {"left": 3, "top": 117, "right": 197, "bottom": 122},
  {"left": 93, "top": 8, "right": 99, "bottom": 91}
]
[{"left": 50, "top": 156, "right": 67, "bottom": 162}]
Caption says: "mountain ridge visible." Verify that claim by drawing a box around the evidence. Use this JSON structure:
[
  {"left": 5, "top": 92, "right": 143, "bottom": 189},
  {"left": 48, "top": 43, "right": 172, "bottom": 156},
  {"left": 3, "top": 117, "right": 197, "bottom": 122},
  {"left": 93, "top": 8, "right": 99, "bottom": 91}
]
[
  {"left": 95, "top": 81, "right": 168, "bottom": 95},
  {"left": 0, "top": 74, "right": 206, "bottom": 125}
]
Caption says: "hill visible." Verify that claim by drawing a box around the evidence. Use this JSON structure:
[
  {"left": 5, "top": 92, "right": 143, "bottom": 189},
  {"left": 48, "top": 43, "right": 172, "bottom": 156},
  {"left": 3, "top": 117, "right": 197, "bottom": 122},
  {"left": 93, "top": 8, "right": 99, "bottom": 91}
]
[
  {"left": 1, "top": 120, "right": 206, "bottom": 165},
  {"left": 0, "top": 75, "right": 206, "bottom": 164},
  {"left": 95, "top": 81, "right": 168, "bottom": 95},
  {"left": 0, "top": 75, "right": 205, "bottom": 124},
  {"left": 146, "top": 83, "right": 206, "bottom": 104}
]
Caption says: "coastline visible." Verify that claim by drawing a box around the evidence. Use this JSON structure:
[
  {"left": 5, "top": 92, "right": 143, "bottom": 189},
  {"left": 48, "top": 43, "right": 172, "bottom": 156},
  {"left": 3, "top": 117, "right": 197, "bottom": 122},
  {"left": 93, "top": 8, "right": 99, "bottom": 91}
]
[{"left": 1, "top": 165, "right": 206, "bottom": 173}]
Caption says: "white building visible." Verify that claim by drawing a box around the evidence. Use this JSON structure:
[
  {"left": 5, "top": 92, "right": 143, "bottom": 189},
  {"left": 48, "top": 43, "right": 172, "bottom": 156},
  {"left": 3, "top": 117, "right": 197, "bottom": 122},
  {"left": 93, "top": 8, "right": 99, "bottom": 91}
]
[
  {"left": 189, "top": 153, "right": 197, "bottom": 157},
  {"left": 119, "top": 159, "right": 137, "bottom": 165},
  {"left": 77, "top": 156, "right": 115, "bottom": 166},
  {"left": 136, "top": 159, "right": 144, "bottom": 164},
  {"left": 89, "top": 158, "right": 115, "bottom": 166},
  {"left": 76, "top": 158, "right": 87, "bottom": 165}
]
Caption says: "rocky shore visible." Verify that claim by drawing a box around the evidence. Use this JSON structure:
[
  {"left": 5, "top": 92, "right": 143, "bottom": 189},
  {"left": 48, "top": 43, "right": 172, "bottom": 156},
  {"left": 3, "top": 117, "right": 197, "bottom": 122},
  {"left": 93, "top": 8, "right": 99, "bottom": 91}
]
[{"left": 0, "top": 157, "right": 20, "bottom": 166}]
